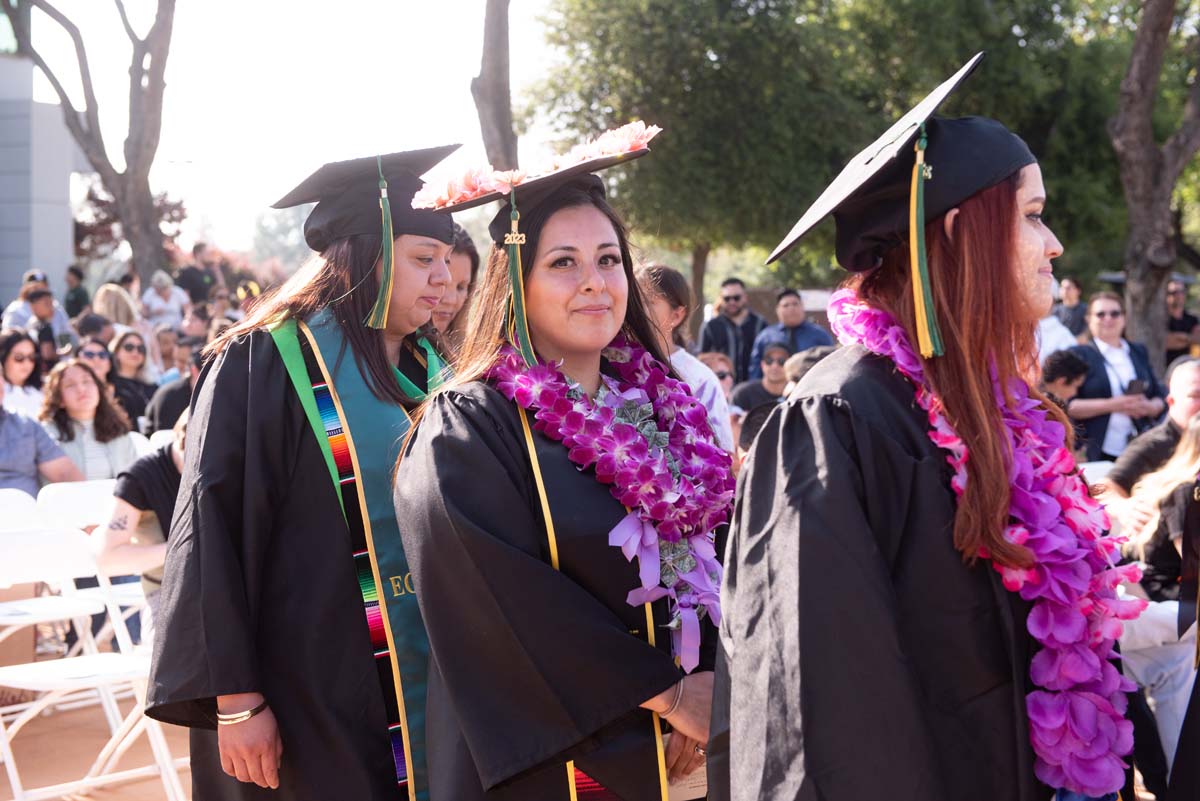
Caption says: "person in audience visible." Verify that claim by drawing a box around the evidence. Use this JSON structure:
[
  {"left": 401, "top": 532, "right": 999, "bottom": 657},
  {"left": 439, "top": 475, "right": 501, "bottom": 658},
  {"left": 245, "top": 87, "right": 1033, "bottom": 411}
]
[
  {"left": 1053, "top": 275, "right": 1087, "bottom": 340},
  {"left": 180, "top": 304, "right": 210, "bottom": 340},
  {"left": 748, "top": 289, "right": 833, "bottom": 379},
  {"left": 109, "top": 330, "right": 157, "bottom": 427},
  {"left": 94, "top": 409, "right": 188, "bottom": 619},
  {"left": 76, "top": 313, "right": 115, "bottom": 345},
  {"left": 1120, "top": 418, "right": 1200, "bottom": 774},
  {"left": 141, "top": 269, "right": 190, "bottom": 330},
  {"left": 1040, "top": 348, "right": 1089, "bottom": 408},
  {"left": 1068, "top": 291, "right": 1165, "bottom": 460},
  {"left": 118, "top": 270, "right": 141, "bottom": 301},
  {"left": 1037, "top": 307, "right": 1078, "bottom": 364},
  {"left": 699, "top": 276, "right": 766, "bottom": 383},
  {"left": 176, "top": 241, "right": 225, "bottom": 304},
  {"left": 63, "top": 265, "right": 90, "bottom": 318},
  {"left": 75, "top": 335, "right": 113, "bottom": 383},
  {"left": 1101, "top": 359, "right": 1200, "bottom": 528},
  {"left": 2, "top": 269, "right": 76, "bottom": 345},
  {"left": 639, "top": 262, "right": 735, "bottom": 452},
  {"left": 31, "top": 321, "right": 60, "bottom": 374},
  {"left": 144, "top": 338, "right": 201, "bottom": 434},
  {"left": 700, "top": 350, "right": 741, "bottom": 449},
  {"left": 782, "top": 344, "right": 836, "bottom": 396},
  {"left": 38, "top": 359, "right": 138, "bottom": 480},
  {"left": 731, "top": 341, "right": 790, "bottom": 410},
  {"left": 0, "top": 377, "right": 82, "bottom": 495},
  {"left": 0, "top": 329, "right": 44, "bottom": 418},
  {"left": 1165, "top": 278, "right": 1199, "bottom": 366},
  {"left": 431, "top": 223, "right": 480, "bottom": 349},
  {"left": 92, "top": 283, "right": 141, "bottom": 332},
  {"left": 153, "top": 324, "right": 177, "bottom": 379},
  {"left": 208, "top": 285, "right": 241, "bottom": 323}
]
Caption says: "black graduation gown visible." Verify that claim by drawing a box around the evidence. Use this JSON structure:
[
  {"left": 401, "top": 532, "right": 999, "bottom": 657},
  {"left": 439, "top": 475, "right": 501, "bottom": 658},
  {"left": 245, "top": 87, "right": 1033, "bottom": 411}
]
[
  {"left": 393, "top": 380, "right": 711, "bottom": 801},
  {"left": 707, "top": 344, "right": 1048, "bottom": 801},
  {"left": 145, "top": 330, "right": 406, "bottom": 801}
]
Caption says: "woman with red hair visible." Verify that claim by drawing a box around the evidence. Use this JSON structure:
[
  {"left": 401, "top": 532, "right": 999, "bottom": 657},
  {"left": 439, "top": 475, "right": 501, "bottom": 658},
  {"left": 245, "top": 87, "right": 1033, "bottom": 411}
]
[{"left": 710, "top": 55, "right": 1143, "bottom": 801}]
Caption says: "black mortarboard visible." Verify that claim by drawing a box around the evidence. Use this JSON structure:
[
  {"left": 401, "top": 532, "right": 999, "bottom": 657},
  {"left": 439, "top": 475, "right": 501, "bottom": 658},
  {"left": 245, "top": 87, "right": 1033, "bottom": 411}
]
[
  {"left": 272, "top": 145, "right": 460, "bottom": 251},
  {"left": 413, "top": 122, "right": 661, "bottom": 365},
  {"left": 271, "top": 145, "right": 460, "bottom": 328},
  {"left": 768, "top": 52, "right": 1036, "bottom": 357}
]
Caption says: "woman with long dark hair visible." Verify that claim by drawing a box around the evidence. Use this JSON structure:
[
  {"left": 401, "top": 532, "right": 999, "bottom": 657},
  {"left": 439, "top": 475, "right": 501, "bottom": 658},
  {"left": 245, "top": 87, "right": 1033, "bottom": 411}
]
[
  {"left": 146, "top": 146, "right": 461, "bottom": 801},
  {"left": 430, "top": 222, "right": 479, "bottom": 352},
  {"left": 710, "top": 55, "right": 1144, "bottom": 801},
  {"left": 108, "top": 330, "right": 157, "bottom": 425},
  {"left": 38, "top": 358, "right": 137, "bottom": 480},
  {"left": 0, "top": 329, "right": 44, "bottom": 418},
  {"left": 394, "top": 124, "right": 731, "bottom": 800}
]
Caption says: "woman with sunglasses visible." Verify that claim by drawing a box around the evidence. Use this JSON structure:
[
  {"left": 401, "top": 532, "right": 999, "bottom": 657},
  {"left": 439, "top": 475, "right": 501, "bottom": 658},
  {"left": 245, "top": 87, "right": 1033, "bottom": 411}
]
[
  {"left": 0, "top": 329, "right": 44, "bottom": 418},
  {"left": 109, "top": 331, "right": 157, "bottom": 427},
  {"left": 1067, "top": 291, "right": 1165, "bottom": 461}
]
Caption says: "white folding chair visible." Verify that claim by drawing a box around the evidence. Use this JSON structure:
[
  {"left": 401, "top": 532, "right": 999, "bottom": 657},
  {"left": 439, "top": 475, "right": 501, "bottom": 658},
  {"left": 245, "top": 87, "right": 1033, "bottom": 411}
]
[
  {"left": 148, "top": 429, "right": 174, "bottom": 450},
  {"left": 0, "top": 489, "right": 40, "bottom": 531},
  {"left": 128, "top": 430, "right": 154, "bottom": 458},
  {"left": 36, "top": 481, "right": 149, "bottom": 657},
  {"left": 36, "top": 479, "right": 117, "bottom": 531},
  {"left": 0, "top": 528, "right": 187, "bottom": 801}
]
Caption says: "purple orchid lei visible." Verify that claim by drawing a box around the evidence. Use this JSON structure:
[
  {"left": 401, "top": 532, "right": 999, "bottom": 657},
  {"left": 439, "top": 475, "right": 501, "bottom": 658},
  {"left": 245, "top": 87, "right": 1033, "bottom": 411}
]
[
  {"left": 489, "top": 336, "right": 735, "bottom": 672},
  {"left": 828, "top": 288, "right": 1147, "bottom": 797}
]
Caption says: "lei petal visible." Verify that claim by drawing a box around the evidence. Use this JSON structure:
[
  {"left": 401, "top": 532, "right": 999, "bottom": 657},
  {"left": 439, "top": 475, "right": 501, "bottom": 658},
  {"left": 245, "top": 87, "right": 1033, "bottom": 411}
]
[{"left": 829, "top": 288, "right": 1144, "bottom": 797}]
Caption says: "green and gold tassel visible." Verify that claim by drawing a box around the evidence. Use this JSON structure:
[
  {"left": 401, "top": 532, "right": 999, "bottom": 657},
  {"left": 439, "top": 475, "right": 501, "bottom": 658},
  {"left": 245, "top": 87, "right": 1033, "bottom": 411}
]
[
  {"left": 908, "top": 123, "right": 944, "bottom": 358},
  {"left": 365, "top": 155, "right": 395, "bottom": 329},
  {"left": 504, "top": 190, "right": 538, "bottom": 367}
]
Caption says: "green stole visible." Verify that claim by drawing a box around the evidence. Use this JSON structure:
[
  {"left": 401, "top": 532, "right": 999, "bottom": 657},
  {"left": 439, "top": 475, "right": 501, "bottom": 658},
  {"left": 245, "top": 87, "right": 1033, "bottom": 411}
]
[{"left": 269, "top": 307, "right": 443, "bottom": 801}]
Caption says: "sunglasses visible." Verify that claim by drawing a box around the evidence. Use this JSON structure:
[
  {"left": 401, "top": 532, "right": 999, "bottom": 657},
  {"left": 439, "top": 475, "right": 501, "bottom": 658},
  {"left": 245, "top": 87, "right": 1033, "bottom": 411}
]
[
  {"left": 721, "top": 294, "right": 744, "bottom": 303},
  {"left": 121, "top": 343, "right": 147, "bottom": 354},
  {"left": 79, "top": 349, "right": 111, "bottom": 359},
  {"left": 763, "top": 357, "right": 788, "bottom": 366},
  {"left": 214, "top": 293, "right": 229, "bottom": 300},
  {"left": 1167, "top": 289, "right": 1184, "bottom": 296},
  {"left": 714, "top": 370, "right": 731, "bottom": 380},
  {"left": 7, "top": 353, "right": 36, "bottom": 364},
  {"left": 1092, "top": 310, "right": 1123, "bottom": 319}
]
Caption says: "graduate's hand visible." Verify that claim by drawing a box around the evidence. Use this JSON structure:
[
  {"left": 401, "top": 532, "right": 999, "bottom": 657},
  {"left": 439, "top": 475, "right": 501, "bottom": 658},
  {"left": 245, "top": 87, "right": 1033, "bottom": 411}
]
[
  {"left": 663, "top": 733, "right": 706, "bottom": 784},
  {"left": 643, "top": 671, "right": 713, "bottom": 744},
  {"left": 217, "top": 692, "right": 283, "bottom": 790}
]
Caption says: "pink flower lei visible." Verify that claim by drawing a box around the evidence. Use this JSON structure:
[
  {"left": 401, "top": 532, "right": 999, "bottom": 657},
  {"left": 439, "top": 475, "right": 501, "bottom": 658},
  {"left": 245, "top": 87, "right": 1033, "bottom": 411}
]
[
  {"left": 489, "top": 335, "right": 734, "bottom": 672},
  {"left": 828, "top": 288, "right": 1146, "bottom": 797}
]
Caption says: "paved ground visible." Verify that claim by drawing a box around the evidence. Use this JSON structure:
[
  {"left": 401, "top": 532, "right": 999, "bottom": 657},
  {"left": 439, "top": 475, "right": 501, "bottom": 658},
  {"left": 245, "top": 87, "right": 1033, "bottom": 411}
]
[{"left": 0, "top": 699, "right": 190, "bottom": 801}]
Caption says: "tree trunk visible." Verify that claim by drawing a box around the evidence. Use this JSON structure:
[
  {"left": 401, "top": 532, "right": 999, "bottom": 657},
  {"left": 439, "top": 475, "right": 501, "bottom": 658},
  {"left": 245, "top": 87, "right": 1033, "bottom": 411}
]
[
  {"left": 688, "top": 241, "right": 711, "bottom": 340},
  {"left": 115, "top": 178, "right": 168, "bottom": 283},
  {"left": 471, "top": 0, "right": 518, "bottom": 170}
]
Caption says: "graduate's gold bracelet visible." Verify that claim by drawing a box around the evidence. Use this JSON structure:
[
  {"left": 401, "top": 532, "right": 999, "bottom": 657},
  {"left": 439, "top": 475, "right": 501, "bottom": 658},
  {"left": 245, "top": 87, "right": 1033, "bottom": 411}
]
[{"left": 216, "top": 700, "right": 268, "bottom": 726}]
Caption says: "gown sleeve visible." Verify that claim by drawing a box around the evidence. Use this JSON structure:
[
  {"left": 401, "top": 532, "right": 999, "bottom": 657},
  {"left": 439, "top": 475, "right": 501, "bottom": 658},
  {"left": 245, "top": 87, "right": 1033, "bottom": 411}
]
[
  {"left": 393, "top": 388, "right": 681, "bottom": 791},
  {"left": 708, "top": 393, "right": 946, "bottom": 801},
  {"left": 146, "top": 332, "right": 293, "bottom": 728}
]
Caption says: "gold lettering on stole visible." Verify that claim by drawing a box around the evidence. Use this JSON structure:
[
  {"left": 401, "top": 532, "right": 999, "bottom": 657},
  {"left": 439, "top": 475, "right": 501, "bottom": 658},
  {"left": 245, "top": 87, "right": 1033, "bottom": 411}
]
[{"left": 389, "top": 573, "right": 416, "bottom": 598}]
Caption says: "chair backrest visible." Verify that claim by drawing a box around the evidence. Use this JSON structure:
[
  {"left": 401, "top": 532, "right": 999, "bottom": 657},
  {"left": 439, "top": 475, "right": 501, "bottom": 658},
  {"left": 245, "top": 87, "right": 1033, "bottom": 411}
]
[
  {"left": 0, "top": 527, "right": 137, "bottom": 654},
  {"left": 37, "top": 479, "right": 117, "bottom": 530},
  {"left": 0, "top": 487, "right": 41, "bottom": 531},
  {"left": 0, "top": 527, "right": 98, "bottom": 586},
  {"left": 148, "top": 429, "right": 174, "bottom": 450},
  {"left": 128, "top": 430, "right": 153, "bottom": 457}
]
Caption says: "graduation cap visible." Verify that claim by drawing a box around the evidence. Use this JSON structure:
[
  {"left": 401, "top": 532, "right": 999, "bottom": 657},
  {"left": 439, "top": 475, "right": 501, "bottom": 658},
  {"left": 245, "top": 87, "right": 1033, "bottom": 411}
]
[
  {"left": 768, "top": 52, "right": 1035, "bottom": 358},
  {"left": 272, "top": 144, "right": 461, "bottom": 329},
  {"left": 413, "top": 122, "right": 661, "bottom": 366}
]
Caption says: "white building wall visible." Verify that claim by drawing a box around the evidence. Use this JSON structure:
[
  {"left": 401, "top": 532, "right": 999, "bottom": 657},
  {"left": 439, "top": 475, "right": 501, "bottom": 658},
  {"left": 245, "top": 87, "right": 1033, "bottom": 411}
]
[{"left": 0, "top": 53, "right": 82, "bottom": 308}]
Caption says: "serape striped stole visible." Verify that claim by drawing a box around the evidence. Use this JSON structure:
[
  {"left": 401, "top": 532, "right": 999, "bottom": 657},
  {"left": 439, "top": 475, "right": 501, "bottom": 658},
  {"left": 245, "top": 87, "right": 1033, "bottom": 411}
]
[{"left": 270, "top": 310, "right": 431, "bottom": 801}]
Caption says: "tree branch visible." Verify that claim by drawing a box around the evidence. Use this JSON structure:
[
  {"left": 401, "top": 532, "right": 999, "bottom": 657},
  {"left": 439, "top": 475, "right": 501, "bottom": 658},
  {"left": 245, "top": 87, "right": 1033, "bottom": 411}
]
[
  {"left": 27, "top": 0, "right": 107, "bottom": 158},
  {"left": 123, "top": 0, "right": 175, "bottom": 180},
  {"left": 113, "top": 0, "right": 139, "bottom": 44},
  {"left": 1163, "top": 32, "right": 1200, "bottom": 185},
  {"left": 0, "top": 0, "right": 117, "bottom": 184},
  {"left": 1109, "top": 0, "right": 1176, "bottom": 159}
]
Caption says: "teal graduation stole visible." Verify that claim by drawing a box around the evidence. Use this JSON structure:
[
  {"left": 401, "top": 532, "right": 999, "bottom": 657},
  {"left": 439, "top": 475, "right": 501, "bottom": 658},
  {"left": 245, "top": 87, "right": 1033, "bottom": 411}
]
[{"left": 270, "top": 308, "right": 442, "bottom": 801}]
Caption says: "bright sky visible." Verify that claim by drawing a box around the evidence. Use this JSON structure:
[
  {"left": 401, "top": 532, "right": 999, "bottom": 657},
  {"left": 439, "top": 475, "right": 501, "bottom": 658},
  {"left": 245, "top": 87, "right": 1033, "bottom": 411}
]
[{"left": 32, "top": 0, "right": 557, "bottom": 249}]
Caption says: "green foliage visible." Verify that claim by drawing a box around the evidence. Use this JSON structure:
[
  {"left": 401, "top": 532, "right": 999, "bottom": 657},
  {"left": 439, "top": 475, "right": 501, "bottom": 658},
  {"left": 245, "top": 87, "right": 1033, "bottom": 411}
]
[{"left": 530, "top": 0, "right": 1200, "bottom": 294}]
